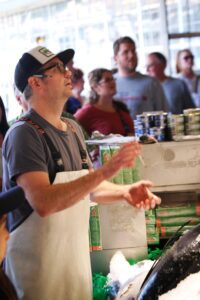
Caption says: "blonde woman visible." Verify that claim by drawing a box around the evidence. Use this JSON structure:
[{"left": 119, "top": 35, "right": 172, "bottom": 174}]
[{"left": 176, "top": 49, "right": 200, "bottom": 107}]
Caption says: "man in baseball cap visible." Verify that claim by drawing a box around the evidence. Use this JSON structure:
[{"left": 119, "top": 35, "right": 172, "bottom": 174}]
[
  {"left": 14, "top": 46, "right": 74, "bottom": 93},
  {"left": 2, "top": 45, "right": 160, "bottom": 300}
]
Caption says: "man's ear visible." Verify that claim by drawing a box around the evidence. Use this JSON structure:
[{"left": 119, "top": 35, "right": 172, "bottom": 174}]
[
  {"left": 27, "top": 76, "right": 41, "bottom": 90},
  {"left": 113, "top": 55, "right": 117, "bottom": 64}
]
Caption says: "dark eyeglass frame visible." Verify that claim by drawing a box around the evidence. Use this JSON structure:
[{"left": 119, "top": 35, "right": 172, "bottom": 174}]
[
  {"left": 146, "top": 62, "right": 160, "bottom": 71},
  {"left": 98, "top": 77, "right": 116, "bottom": 85},
  {"left": 183, "top": 55, "right": 194, "bottom": 61},
  {"left": 34, "top": 62, "right": 68, "bottom": 76}
]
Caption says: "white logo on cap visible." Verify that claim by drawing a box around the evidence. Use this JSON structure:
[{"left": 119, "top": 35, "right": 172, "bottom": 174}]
[{"left": 39, "top": 47, "right": 54, "bottom": 58}]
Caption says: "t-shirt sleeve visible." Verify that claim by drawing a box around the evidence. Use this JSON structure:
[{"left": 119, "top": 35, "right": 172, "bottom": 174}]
[{"left": 3, "top": 123, "right": 49, "bottom": 182}]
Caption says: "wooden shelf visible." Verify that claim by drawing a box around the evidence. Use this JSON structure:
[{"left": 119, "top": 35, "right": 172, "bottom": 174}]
[{"left": 151, "top": 183, "right": 200, "bottom": 193}]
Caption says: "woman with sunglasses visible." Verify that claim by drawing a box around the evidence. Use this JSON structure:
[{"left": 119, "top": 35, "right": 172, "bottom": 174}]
[
  {"left": 176, "top": 49, "right": 200, "bottom": 107},
  {"left": 75, "top": 68, "right": 134, "bottom": 137}
]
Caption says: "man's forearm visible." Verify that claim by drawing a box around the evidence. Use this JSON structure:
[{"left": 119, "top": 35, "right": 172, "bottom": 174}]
[
  {"left": 91, "top": 180, "right": 126, "bottom": 204},
  {"left": 19, "top": 168, "right": 107, "bottom": 216}
]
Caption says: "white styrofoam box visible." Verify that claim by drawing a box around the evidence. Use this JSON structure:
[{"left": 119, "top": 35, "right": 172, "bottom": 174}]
[
  {"left": 90, "top": 202, "right": 147, "bottom": 274},
  {"left": 140, "top": 140, "right": 200, "bottom": 188},
  {"left": 98, "top": 201, "right": 147, "bottom": 250}
]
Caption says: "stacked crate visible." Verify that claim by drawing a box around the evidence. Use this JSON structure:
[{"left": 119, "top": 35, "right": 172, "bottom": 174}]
[
  {"left": 100, "top": 145, "right": 141, "bottom": 184},
  {"left": 89, "top": 204, "right": 102, "bottom": 252},
  {"left": 145, "top": 209, "right": 160, "bottom": 245},
  {"left": 155, "top": 203, "right": 200, "bottom": 238},
  {"left": 145, "top": 203, "right": 200, "bottom": 245}
]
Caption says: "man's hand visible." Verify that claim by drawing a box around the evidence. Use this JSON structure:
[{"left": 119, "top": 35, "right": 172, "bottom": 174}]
[
  {"left": 101, "top": 142, "right": 141, "bottom": 180},
  {"left": 123, "top": 180, "right": 161, "bottom": 209}
]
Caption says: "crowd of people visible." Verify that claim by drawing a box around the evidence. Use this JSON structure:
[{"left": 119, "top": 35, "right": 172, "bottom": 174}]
[
  {"left": 65, "top": 36, "right": 199, "bottom": 138},
  {"left": 0, "top": 36, "right": 199, "bottom": 300}
]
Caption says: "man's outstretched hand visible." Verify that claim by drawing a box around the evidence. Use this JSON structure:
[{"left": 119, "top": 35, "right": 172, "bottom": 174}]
[{"left": 123, "top": 180, "right": 161, "bottom": 209}]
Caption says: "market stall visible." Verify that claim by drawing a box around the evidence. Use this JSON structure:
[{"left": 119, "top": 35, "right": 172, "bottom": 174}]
[{"left": 88, "top": 110, "right": 200, "bottom": 299}]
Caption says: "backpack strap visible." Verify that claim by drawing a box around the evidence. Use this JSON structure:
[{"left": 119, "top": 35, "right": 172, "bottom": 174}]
[{"left": 113, "top": 101, "right": 133, "bottom": 136}]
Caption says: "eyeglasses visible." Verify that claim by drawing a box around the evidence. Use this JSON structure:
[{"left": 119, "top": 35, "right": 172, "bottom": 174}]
[
  {"left": 98, "top": 77, "right": 116, "bottom": 84},
  {"left": 35, "top": 62, "right": 68, "bottom": 77},
  {"left": 146, "top": 62, "right": 159, "bottom": 71},
  {"left": 183, "top": 55, "right": 194, "bottom": 61}
]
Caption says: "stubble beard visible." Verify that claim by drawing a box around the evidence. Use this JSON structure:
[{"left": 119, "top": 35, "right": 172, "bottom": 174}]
[
  {"left": 121, "top": 64, "right": 136, "bottom": 75},
  {"left": 126, "top": 66, "right": 136, "bottom": 73},
  {"left": 122, "top": 60, "right": 137, "bottom": 74}
]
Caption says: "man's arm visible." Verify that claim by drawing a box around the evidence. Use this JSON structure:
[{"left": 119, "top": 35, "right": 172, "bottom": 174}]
[
  {"left": 91, "top": 179, "right": 161, "bottom": 209},
  {"left": 17, "top": 142, "right": 142, "bottom": 217}
]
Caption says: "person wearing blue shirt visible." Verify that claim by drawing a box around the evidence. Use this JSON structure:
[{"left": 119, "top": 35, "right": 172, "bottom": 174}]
[{"left": 146, "top": 52, "right": 195, "bottom": 114}]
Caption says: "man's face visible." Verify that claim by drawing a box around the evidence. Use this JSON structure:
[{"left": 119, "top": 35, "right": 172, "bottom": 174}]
[
  {"left": 114, "top": 42, "right": 137, "bottom": 74},
  {"left": 146, "top": 55, "right": 164, "bottom": 79},
  {"left": 37, "top": 58, "right": 72, "bottom": 99}
]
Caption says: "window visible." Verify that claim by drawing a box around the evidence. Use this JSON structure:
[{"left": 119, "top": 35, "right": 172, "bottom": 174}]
[{"left": 0, "top": 0, "right": 199, "bottom": 120}]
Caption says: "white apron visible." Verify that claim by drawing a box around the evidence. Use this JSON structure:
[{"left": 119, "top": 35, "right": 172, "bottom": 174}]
[{"left": 5, "top": 170, "right": 92, "bottom": 300}]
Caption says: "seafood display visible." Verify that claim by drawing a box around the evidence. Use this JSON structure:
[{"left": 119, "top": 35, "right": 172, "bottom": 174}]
[{"left": 137, "top": 224, "right": 200, "bottom": 299}]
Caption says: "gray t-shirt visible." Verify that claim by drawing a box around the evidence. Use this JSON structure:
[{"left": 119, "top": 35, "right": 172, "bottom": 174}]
[
  {"left": 162, "top": 77, "right": 195, "bottom": 114},
  {"left": 114, "top": 72, "right": 169, "bottom": 119},
  {"left": 2, "top": 109, "right": 92, "bottom": 230}
]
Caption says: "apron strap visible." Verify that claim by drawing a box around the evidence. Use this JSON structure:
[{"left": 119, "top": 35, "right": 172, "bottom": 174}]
[
  {"left": 18, "top": 117, "right": 65, "bottom": 174},
  {"left": 62, "top": 118, "right": 89, "bottom": 169}
]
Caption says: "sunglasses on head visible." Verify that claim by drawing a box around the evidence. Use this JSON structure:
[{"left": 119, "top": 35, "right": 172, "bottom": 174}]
[{"left": 183, "top": 55, "right": 194, "bottom": 61}]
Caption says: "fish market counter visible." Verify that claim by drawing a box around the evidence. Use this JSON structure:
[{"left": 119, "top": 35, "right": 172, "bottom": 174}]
[{"left": 89, "top": 138, "right": 200, "bottom": 274}]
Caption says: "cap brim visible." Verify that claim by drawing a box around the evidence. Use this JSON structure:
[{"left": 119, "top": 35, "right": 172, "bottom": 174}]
[
  {"left": 57, "top": 49, "right": 75, "bottom": 65},
  {"left": 0, "top": 186, "right": 26, "bottom": 216}
]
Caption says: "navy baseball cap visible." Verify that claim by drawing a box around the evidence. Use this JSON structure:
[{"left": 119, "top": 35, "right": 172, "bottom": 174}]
[
  {"left": 0, "top": 186, "right": 26, "bottom": 217},
  {"left": 14, "top": 46, "right": 75, "bottom": 93}
]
